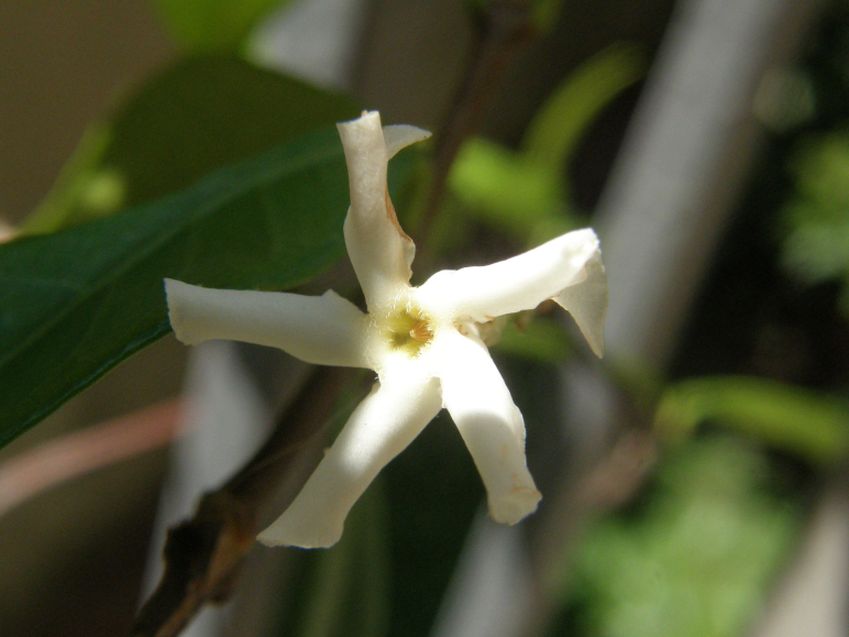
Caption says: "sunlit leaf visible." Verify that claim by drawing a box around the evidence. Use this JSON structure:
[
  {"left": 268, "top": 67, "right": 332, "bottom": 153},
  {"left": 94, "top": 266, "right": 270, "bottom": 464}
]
[
  {"left": 0, "top": 129, "right": 418, "bottom": 448},
  {"left": 449, "top": 44, "right": 643, "bottom": 243},
  {"left": 522, "top": 43, "right": 644, "bottom": 168},
  {"left": 449, "top": 138, "right": 567, "bottom": 243},
  {"left": 655, "top": 376, "right": 849, "bottom": 464},
  {"left": 781, "top": 132, "right": 849, "bottom": 312},
  {"left": 23, "top": 56, "right": 356, "bottom": 234}
]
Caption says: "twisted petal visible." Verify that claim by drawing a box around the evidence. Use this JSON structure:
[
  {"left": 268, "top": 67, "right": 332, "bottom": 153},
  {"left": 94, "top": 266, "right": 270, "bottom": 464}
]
[
  {"left": 416, "top": 228, "right": 606, "bottom": 356},
  {"left": 554, "top": 249, "right": 607, "bottom": 356},
  {"left": 433, "top": 328, "right": 541, "bottom": 524},
  {"left": 384, "top": 124, "right": 431, "bottom": 159},
  {"left": 258, "top": 365, "right": 442, "bottom": 548},
  {"left": 338, "top": 112, "right": 428, "bottom": 310},
  {"left": 165, "top": 279, "right": 370, "bottom": 368}
]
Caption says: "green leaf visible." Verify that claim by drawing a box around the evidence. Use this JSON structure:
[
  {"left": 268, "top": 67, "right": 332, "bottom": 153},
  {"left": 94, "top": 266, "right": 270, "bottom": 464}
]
[
  {"left": 654, "top": 376, "right": 849, "bottom": 464},
  {"left": 522, "top": 43, "right": 644, "bottom": 168},
  {"left": 291, "top": 484, "right": 390, "bottom": 637},
  {"left": 0, "top": 128, "right": 417, "bottom": 448},
  {"left": 780, "top": 132, "right": 849, "bottom": 312},
  {"left": 492, "top": 315, "right": 573, "bottom": 363},
  {"left": 448, "top": 44, "right": 643, "bottom": 245},
  {"left": 566, "top": 437, "right": 799, "bottom": 637},
  {"left": 449, "top": 138, "right": 568, "bottom": 243},
  {"left": 152, "top": 0, "right": 292, "bottom": 52},
  {"left": 23, "top": 56, "right": 356, "bottom": 234}
]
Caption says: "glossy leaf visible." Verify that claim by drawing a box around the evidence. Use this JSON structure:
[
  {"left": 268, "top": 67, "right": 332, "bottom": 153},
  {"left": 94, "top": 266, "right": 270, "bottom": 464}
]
[
  {"left": 23, "top": 56, "right": 356, "bottom": 234},
  {"left": 0, "top": 128, "right": 417, "bottom": 448}
]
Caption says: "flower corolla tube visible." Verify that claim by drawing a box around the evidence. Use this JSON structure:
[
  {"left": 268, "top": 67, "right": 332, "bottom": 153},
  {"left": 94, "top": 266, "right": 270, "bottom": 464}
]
[{"left": 165, "top": 111, "right": 607, "bottom": 548}]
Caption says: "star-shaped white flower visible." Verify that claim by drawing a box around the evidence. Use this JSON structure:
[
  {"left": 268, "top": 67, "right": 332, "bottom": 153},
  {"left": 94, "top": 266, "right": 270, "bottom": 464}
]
[{"left": 165, "top": 111, "right": 607, "bottom": 549}]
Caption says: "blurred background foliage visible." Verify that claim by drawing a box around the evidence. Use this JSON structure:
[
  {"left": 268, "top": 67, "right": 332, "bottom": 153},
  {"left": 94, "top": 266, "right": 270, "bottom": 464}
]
[
  {"left": 1, "top": 0, "right": 848, "bottom": 636},
  {"left": 563, "top": 436, "right": 800, "bottom": 637}
]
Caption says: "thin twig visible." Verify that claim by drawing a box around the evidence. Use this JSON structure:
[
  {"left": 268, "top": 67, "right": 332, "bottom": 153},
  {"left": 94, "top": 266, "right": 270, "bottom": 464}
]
[
  {"left": 131, "top": 367, "right": 356, "bottom": 637},
  {"left": 417, "top": 0, "right": 535, "bottom": 250},
  {"left": 0, "top": 399, "right": 183, "bottom": 518}
]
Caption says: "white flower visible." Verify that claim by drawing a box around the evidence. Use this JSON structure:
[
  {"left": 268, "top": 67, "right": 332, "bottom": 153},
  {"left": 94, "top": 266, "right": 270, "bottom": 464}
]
[{"left": 165, "top": 111, "right": 607, "bottom": 549}]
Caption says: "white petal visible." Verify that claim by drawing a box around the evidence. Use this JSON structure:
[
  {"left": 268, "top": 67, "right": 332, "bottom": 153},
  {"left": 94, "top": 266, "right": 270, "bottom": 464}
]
[
  {"left": 383, "top": 124, "right": 431, "bottom": 159},
  {"left": 338, "top": 111, "right": 415, "bottom": 310},
  {"left": 416, "top": 228, "right": 606, "bottom": 355},
  {"left": 258, "top": 365, "right": 442, "bottom": 548},
  {"left": 165, "top": 279, "right": 370, "bottom": 368},
  {"left": 433, "top": 328, "right": 541, "bottom": 525},
  {"left": 554, "top": 249, "right": 607, "bottom": 357},
  {"left": 417, "top": 228, "right": 600, "bottom": 319}
]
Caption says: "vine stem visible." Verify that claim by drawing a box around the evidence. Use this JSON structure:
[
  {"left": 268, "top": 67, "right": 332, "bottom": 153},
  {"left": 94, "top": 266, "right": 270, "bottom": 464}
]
[
  {"left": 0, "top": 399, "right": 183, "bottom": 518},
  {"left": 416, "top": 0, "right": 534, "bottom": 253},
  {"left": 131, "top": 367, "right": 356, "bottom": 637}
]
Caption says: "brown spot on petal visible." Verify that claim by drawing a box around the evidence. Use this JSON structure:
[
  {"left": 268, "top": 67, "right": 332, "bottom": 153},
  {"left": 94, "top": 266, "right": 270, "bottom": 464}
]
[{"left": 385, "top": 188, "right": 412, "bottom": 243}]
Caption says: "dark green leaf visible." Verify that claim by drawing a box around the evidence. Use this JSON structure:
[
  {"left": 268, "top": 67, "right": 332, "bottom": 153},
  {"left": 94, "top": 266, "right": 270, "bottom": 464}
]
[
  {"left": 287, "top": 484, "right": 390, "bottom": 637},
  {"left": 24, "top": 56, "right": 356, "bottom": 233},
  {"left": 0, "top": 128, "right": 417, "bottom": 448},
  {"left": 152, "top": 0, "right": 292, "bottom": 52}
]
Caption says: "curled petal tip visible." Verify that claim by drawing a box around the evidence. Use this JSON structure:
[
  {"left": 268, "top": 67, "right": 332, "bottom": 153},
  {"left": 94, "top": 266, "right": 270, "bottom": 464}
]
[
  {"left": 554, "top": 242, "right": 607, "bottom": 358},
  {"left": 164, "top": 278, "right": 196, "bottom": 345},
  {"left": 383, "top": 124, "right": 431, "bottom": 159},
  {"left": 488, "top": 487, "right": 542, "bottom": 525}
]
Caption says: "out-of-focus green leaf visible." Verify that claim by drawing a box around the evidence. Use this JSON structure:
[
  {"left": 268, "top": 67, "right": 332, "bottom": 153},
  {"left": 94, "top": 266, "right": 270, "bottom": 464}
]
[
  {"left": 781, "top": 132, "right": 849, "bottom": 312},
  {"left": 463, "top": 0, "right": 563, "bottom": 33},
  {"left": 449, "top": 44, "right": 643, "bottom": 244},
  {"left": 449, "top": 138, "right": 567, "bottom": 243},
  {"left": 530, "top": 0, "right": 565, "bottom": 34},
  {"left": 293, "top": 485, "right": 390, "bottom": 637},
  {"left": 382, "top": 411, "right": 482, "bottom": 637},
  {"left": 0, "top": 129, "right": 418, "bottom": 448},
  {"left": 522, "top": 44, "right": 644, "bottom": 168},
  {"left": 153, "top": 0, "right": 292, "bottom": 52},
  {"left": 563, "top": 437, "right": 799, "bottom": 637},
  {"left": 492, "top": 315, "right": 573, "bottom": 363},
  {"left": 655, "top": 376, "right": 849, "bottom": 464},
  {"left": 24, "top": 56, "right": 356, "bottom": 234}
]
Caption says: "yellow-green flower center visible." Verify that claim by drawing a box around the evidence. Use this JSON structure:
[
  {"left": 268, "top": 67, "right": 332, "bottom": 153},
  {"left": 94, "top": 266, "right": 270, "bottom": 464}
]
[{"left": 384, "top": 307, "right": 434, "bottom": 356}]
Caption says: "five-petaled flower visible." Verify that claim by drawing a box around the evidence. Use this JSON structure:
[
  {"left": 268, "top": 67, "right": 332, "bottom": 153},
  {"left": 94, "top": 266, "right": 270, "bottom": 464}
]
[{"left": 165, "top": 111, "right": 607, "bottom": 549}]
